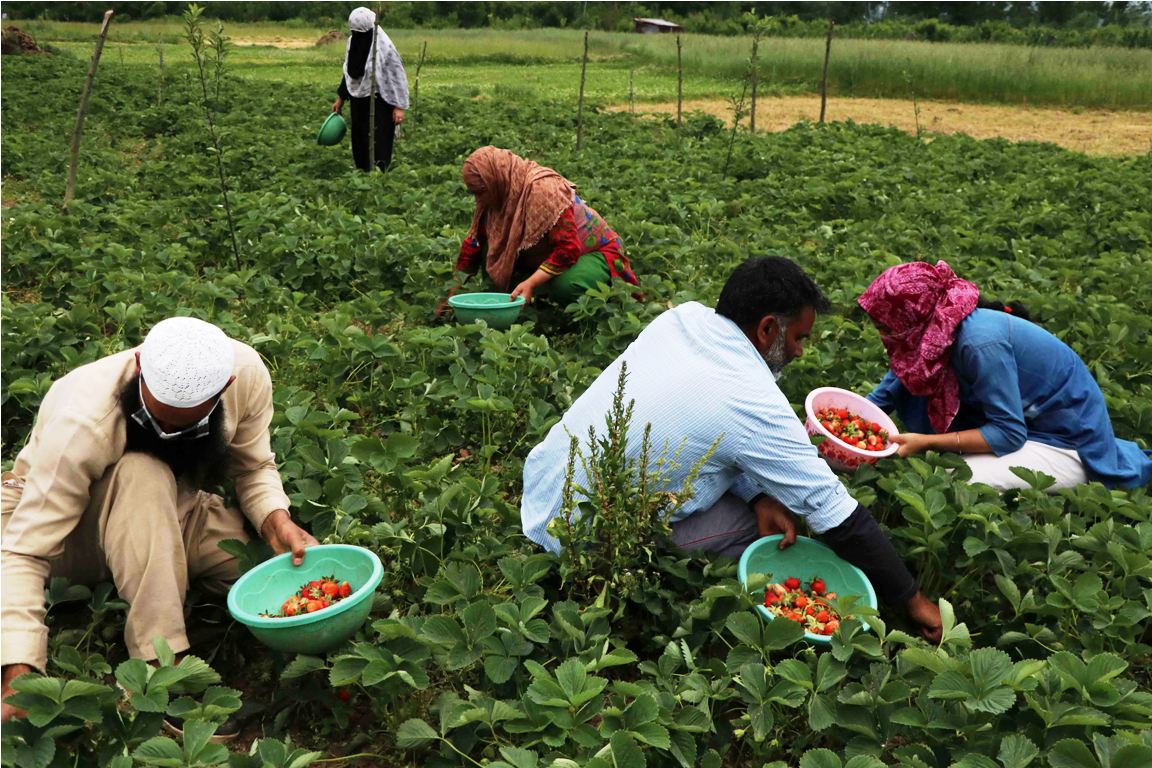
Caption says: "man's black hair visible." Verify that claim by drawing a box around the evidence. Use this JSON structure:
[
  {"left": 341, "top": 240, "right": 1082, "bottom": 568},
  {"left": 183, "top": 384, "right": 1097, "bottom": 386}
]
[{"left": 715, "top": 256, "right": 831, "bottom": 331}]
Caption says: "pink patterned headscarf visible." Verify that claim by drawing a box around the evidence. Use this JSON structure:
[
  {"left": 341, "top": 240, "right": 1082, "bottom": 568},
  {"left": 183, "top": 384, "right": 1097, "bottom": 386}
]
[{"left": 858, "top": 261, "right": 980, "bottom": 434}]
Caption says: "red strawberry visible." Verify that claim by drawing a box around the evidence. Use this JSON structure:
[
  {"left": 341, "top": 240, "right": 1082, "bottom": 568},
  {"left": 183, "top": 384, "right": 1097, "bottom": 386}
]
[
  {"left": 335, "top": 688, "right": 352, "bottom": 702},
  {"left": 321, "top": 581, "right": 340, "bottom": 597},
  {"left": 338, "top": 581, "right": 352, "bottom": 598},
  {"left": 784, "top": 577, "right": 801, "bottom": 590},
  {"left": 307, "top": 599, "right": 326, "bottom": 613}
]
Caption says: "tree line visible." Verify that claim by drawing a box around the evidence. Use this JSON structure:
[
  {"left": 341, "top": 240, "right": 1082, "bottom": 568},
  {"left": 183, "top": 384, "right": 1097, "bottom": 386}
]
[{"left": 6, "top": 1, "right": 1152, "bottom": 47}]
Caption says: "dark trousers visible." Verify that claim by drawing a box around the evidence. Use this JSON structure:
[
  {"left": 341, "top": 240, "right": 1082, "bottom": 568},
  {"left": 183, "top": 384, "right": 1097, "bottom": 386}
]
[{"left": 349, "top": 95, "right": 396, "bottom": 172}]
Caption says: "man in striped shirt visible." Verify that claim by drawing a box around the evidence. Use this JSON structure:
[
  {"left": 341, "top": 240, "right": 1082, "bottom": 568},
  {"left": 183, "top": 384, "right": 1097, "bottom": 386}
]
[{"left": 520, "top": 256, "right": 942, "bottom": 640}]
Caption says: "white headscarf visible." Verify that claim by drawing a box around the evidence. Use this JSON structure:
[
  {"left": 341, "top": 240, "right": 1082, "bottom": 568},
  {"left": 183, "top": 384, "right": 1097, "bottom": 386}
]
[{"left": 343, "top": 7, "right": 410, "bottom": 108}]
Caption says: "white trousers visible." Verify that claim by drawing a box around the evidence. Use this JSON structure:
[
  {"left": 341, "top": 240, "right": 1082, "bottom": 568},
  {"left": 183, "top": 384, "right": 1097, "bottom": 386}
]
[{"left": 964, "top": 440, "right": 1087, "bottom": 491}]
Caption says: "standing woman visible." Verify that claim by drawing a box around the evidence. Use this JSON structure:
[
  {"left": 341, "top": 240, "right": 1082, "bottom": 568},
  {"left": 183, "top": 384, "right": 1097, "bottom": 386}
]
[
  {"left": 445, "top": 146, "right": 638, "bottom": 308},
  {"left": 857, "top": 260, "right": 1151, "bottom": 491},
  {"left": 331, "top": 7, "right": 409, "bottom": 172}
]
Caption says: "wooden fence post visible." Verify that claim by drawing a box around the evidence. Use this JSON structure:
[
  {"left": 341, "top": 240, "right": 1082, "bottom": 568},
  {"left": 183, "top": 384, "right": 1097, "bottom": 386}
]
[
  {"left": 576, "top": 29, "right": 589, "bottom": 150},
  {"left": 819, "top": 19, "right": 835, "bottom": 124},
  {"left": 63, "top": 9, "right": 114, "bottom": 213}
]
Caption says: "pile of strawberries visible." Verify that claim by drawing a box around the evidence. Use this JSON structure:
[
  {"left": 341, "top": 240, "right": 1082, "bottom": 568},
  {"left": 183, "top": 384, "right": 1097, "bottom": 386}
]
[
  {"left": 763, "top": 575, "right": 843, "bottom": 636},
  {"left": 815, "top": 407, "right": 889, "bottom": 452},
  {"left": 263, "top": 575, "right": 353, "bottom": 618}
]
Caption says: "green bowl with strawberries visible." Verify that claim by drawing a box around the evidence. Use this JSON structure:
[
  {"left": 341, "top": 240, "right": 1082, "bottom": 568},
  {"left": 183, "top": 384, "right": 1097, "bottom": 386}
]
[
  {"left": 738, "top": 535, "right": 877, "bottom": 644},
  {"left": 227, "top": 544, "right": 383, "bottom": 654}
]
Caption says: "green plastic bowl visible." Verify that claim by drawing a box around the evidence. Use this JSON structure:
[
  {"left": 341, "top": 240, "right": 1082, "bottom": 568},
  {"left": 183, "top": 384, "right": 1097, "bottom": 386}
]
[
  {"left": 316, "top": 113, "right": 347, "bottom": 146},
  {"left": 447, "top": 292, "right": 525, "bottom": 329},
  {"left": 737, "top": 535, "right": 877, "bottom": 644},
  {"left": 227, "top": 544, "right": 383, "bottom": 654}
]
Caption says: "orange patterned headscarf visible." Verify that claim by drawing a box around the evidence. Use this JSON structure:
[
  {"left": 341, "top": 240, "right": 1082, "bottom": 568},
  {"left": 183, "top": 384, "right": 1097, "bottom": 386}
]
[{"left": 462, "top": 146, "right": 575, "bottom": 290}]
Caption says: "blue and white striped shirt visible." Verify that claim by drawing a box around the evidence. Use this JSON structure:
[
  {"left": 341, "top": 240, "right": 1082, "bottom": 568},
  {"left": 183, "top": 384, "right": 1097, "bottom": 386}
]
[{"left": 521, "top": 302, "right": 859, "bottom": 552}]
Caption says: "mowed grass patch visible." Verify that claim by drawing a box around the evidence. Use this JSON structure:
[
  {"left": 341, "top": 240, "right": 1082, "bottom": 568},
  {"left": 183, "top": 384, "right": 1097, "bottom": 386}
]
[{"left": 14, "top": 20, "right": 1152, "bottom": 110}]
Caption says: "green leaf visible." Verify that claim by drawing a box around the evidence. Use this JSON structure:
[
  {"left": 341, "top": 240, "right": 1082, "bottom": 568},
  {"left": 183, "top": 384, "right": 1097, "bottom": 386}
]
[
  {"left": 170, "top": 654, "right": 221, "bottom": 693},
  {"left": 484, "top": 655, "right": 519, "bottom": 684},
  {"left": 725, "top": 612, "right": 762, "bottom": 646},
  {"left": 844, "top": 757, "right": 887, "bottom": 768},
  {"left": 462, "top": 601, "right": 498, "bottom": 644},
  {"left": 116, "top": 659, "right": 151, "bottom": 694},
  {"left": 1111, "top": 746, "right": 1152, "bottom": 768},
  {"left": 808, "top": 693, "right": 837, "bottom": 731},
  {"left": 997, "top": 734, "right": 1039, "bottom": 768},
  {"left": 421, "top": 615, "right": 467, "bottom": 646},
  {"left": 396, "top": 718, "right": 439, "bottom": 749},
  {"left": 951, "top": 755, "right": 999, "bottom": 768},
  {"left": 497, "top": 746, "right": 540, "bottom": 768},
  {"left": 1084, "top": 653, "right": 1128, "bottom": 684},
  {"left": 280, "top": 655, "right": 326, "bottom": 680},
  {"left": 761, "top": 614, "right": 805, "bottom": 649},
  {"left": 133, "top": 736, "right": 184, "bottom": 767},
  {"left": 774, "top": 659, "right": 813, "bottom": 690},
  {"left": 631, "top": 721, "right": 671, "bottom": 750},
  {"left": 799, "top": 748, "right": 843, "bottom": 768},
  {"left": 1047, "top": 740, "right": 1100, "bottom": 768},
  {"left": 607, "top": 731, "right": 646, "bottom": 768},
  {"left": 11, "top": 734, "right": 55, "bottom": 768}
]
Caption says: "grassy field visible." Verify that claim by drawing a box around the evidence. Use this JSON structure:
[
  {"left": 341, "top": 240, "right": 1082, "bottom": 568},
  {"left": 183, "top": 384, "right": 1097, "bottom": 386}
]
[{"left": 12, "top": 20, "right": 1152, "bottom": 110}]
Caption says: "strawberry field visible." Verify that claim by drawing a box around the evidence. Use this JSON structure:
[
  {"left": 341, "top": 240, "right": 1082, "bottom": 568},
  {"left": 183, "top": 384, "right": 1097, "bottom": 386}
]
[{"left": 2, "top": 44, "right": 1152, "bottom": 768}]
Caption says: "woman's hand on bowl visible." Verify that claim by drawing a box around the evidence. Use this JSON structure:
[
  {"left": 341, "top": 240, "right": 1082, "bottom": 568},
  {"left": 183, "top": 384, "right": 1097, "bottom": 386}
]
[
  {"left": 890, "top": 432, "right": 931, "bottom": 458},
  {"left": 332, "top": 97, "right": 343, "bottom": 113},
  {"left": 510, "top": 280, "right": 535, "bottom": 304}
]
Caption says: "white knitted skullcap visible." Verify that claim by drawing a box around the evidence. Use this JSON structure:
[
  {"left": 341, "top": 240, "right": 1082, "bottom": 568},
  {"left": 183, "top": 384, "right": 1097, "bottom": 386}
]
[
  {"left": 349, "top": 7, "right": 376, "bottom": 32},
  {"left": 140, "top": 317, "right": 235, "bottom": 408}
]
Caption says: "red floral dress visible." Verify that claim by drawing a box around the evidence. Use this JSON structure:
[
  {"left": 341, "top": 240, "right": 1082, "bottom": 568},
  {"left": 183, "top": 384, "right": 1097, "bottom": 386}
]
[{"left": 456, "top": 195, "right": 637, "bottom": 285}]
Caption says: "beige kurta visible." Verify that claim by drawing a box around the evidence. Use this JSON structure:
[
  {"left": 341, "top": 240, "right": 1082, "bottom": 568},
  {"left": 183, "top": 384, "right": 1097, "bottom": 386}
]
[{"left": 1, "top": 340, "right": 291, "bottom": 669}]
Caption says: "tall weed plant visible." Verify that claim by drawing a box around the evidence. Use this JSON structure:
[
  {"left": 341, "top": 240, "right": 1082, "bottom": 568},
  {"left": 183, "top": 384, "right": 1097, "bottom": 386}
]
[{"left": 553, "top": 363, "right": 718, "bottom": 611}]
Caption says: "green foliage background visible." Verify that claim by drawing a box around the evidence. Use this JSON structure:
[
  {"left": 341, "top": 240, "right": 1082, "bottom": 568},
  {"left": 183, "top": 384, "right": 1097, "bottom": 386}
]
[{"left": 2, "top": 44, "right": 1151, "bottom": 766}]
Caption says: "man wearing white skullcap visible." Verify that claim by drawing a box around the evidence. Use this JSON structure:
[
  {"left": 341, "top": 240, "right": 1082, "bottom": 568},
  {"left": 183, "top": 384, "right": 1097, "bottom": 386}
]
[{"left": 1, "top": 316, "right": 317, "bottom": 733}]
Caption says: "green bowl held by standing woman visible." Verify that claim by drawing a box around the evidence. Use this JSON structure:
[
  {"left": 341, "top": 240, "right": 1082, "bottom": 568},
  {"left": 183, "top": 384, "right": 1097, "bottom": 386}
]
[{"left": 317, "top": 113, "right": 347, "bottom": 146}]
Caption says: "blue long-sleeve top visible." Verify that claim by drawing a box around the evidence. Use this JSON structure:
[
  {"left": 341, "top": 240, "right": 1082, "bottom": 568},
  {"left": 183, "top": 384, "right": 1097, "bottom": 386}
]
[{"left": 867, "top": 309, "right": 1151, "bottom": 489}]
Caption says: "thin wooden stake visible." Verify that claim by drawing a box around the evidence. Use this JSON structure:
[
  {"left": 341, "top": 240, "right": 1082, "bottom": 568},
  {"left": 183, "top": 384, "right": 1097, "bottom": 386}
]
[
  {"left": 675, "top": 33, "right": 683, "bottom": 129},
  {"left": 410, "top": 40, "right": 428, "bottom": 127},
  {"left": 576, "top": 29, "right": 589, "bottom": 150},
  {"left": 628, "top": 69, "right": 634, "bottom": 114},
  {"left": 157, "top": 44, "right": 164, "bottom": 106},
  {"left": 63, "top": 9, "right": 114, "bottom": 213},
  {"left": 749, "top": 34, "right": 760, "bottom": 134},
  {"left": 368, "top": 7, "right": 380, "bottom": 170},
  {"left": 819, "top": 19, "right": 835, "bottom": 124}
]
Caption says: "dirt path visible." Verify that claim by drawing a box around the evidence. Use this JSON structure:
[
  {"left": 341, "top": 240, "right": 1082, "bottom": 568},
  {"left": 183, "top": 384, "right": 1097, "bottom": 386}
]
[
  {"left": 607, "top": 96, "right": 1152, "bottom": 157},
  {"left": 232, "top": 36, "right": 316, "bottom": 49}
]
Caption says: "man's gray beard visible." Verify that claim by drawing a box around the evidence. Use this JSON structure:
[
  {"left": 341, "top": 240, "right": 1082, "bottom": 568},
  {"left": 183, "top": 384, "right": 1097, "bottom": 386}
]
[{"left": 761, "top": 331, "right": 789, "bottom": 377}]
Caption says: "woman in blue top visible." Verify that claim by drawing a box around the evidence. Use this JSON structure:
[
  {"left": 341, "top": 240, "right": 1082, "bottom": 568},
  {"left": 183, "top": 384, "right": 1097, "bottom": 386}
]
[{"left": 858, "top": 260, "right": 1151, "bottom": 491}]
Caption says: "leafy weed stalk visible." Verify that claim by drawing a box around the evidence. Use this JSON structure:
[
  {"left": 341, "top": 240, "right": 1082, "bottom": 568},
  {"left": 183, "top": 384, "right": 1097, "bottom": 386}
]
[
  {"left": 183, "top": 4, "right": 241, "bottom": 271},
  {"left": 553, "top": 363, "right": 717, "bottom": 611}
]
